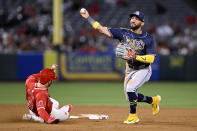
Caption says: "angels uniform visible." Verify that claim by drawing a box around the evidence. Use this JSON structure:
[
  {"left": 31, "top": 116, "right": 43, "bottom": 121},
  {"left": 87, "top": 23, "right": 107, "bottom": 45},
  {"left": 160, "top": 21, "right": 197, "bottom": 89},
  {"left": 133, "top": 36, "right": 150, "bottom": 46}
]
[
  {"left": 25, "top": 74, "right": 53, "bottom": 122},
  {"left": 24, "top": 73, "right": 71, "bottom": 123}
]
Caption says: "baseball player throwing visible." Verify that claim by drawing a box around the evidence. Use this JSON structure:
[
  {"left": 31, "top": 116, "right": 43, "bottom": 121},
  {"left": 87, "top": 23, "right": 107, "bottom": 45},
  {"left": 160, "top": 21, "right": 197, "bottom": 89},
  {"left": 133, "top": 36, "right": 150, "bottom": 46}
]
[
  {"left": 80, "top": 8, "right": 161, "bottom": 124},
  {"left": 22, "top": 64, "right": 72, "bottom": 124}
]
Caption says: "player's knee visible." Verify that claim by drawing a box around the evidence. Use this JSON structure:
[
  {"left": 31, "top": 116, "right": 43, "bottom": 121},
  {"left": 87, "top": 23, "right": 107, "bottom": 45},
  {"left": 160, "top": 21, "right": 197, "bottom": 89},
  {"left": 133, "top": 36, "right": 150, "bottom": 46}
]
[
  {"left": 51, "top": 109, "right": 69, "bottom": 121},
  {"left": 127, "top": 92, "right": 137, "bottom": 103},
  {"left": 50, "top": 98, "right": 59, "bottom": 109},
  {"left": 126, "top": 84, "right": 138, "bottom": 92}
]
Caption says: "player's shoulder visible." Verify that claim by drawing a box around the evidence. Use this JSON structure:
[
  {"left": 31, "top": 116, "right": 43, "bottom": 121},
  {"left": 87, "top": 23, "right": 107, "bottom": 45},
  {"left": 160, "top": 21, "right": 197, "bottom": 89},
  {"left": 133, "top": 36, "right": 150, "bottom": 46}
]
[
  {"left": 34, "top": 87, "right": 48, "bottom": 94},
  {"left": 146, "top": 32, "right": 153, "bottom": 37},
  {"left": 31, "top": 74, "right": 40, "bottom": 79},
  {"left": 35, "top": 89, "right": 49, "bottom": 98},
  {"left": 109, "top": 27, "right": 131, "bottom": 33},
  {"left": 118, "top": 28, "right": 135, "bottom": 35},
  {"left": 145, "top": 31, "right": 154, "bottom": 40},
  {"left": 120, "top": 27, "right": 130, "bottom": 32},
  {"left": 26, "top": 74, "right": 40, "bottom": 81}
]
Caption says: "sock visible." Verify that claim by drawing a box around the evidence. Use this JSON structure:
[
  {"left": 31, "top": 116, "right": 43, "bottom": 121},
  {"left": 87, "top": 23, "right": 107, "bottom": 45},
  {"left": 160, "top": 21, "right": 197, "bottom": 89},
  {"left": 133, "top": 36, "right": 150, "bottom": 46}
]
[
  {"left": 127, "top": 92, "right": 137, "bottom": 114},
  {"left": 137, "top": 93, "right": 153, "bottom": 104}
]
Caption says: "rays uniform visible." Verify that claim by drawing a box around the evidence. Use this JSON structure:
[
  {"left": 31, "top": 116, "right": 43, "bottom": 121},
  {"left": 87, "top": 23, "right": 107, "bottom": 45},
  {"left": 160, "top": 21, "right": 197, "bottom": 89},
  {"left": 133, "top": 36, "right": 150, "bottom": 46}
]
[
  {"left": 108, "top": 28, "right": 155, "bottom": 96},
  {"left": 83, "top": 9, "right": 161, "bottom": 124}
]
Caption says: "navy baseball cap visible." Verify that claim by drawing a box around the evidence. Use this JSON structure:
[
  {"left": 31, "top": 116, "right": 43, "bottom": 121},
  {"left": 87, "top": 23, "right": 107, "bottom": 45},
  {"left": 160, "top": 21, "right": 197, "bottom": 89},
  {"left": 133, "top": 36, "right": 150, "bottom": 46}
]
[{"left": 129, "top": 11, "right": 145, "bottom": 22}]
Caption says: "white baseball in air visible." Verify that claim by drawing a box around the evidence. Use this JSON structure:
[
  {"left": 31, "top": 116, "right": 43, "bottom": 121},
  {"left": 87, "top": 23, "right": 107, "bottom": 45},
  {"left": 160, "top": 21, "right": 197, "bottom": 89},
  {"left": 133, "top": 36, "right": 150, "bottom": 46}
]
[{"left": 80, "top": 8, "right": 86, "bottom": 14}]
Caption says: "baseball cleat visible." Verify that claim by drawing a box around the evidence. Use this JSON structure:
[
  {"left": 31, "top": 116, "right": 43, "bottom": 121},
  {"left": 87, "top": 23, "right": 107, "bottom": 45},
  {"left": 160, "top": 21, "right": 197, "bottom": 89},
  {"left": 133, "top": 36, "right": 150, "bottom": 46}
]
[
  {"left": 123, "top": 113, "right": 139, "bottom": 124},
  {"left": 22, "top": 114, "right": 32, "bottom": 120},
  {"left": 151, "top": 95, "right": 161, "bottom": 115},
  {"left": 67, "top": 105, "right": 72, "bottom": 112}
]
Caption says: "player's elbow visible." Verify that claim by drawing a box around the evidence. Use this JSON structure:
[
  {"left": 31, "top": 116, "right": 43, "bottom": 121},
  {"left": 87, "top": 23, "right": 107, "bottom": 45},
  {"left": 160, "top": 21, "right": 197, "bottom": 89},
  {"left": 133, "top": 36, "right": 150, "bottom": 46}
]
[
  {"left": 149, "top": 55, "right": 155, "bottom": 63},
  {"left": 99, "top": 26, "right": 112, "bottom": 37},
  {"left": 149, "top": 60, "right": 154, "bottom": 64}
]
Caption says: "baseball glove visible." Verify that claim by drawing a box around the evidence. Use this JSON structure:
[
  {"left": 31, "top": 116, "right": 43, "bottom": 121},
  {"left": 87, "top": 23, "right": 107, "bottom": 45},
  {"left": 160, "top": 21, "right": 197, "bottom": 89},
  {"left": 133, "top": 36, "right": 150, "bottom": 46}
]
[{"left": 115, "top": 43, "right": 136, "bottom": 60}]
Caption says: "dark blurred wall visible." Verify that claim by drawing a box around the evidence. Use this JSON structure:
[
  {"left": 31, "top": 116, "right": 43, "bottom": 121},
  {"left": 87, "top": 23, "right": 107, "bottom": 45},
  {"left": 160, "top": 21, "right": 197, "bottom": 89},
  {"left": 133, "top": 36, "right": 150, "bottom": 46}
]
[
  {"left": 0, "top": 53, "right": 197, "bottom": 81},
  {"left": 160, "top": 55, "right": 197, "bottom": 81},
  {"left": 184, "top": 0, "right": 197, "bottom": 12},
  {"left": 0, "top": 54, "right": 17, "bottom": 80}
]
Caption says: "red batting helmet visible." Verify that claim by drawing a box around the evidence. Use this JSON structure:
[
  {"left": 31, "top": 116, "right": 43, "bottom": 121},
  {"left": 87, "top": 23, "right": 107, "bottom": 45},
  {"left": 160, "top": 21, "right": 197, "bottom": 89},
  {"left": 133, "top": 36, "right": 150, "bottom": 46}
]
[{"left": 39, "top": 69, "right": 58, "bottom": 84}]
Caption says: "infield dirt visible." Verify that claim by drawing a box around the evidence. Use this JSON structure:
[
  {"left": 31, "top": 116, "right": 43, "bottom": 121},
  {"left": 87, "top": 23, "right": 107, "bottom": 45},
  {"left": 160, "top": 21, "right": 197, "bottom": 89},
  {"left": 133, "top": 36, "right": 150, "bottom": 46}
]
[{"left": 0, "top": 105, "right": 196, "bottom": 131}]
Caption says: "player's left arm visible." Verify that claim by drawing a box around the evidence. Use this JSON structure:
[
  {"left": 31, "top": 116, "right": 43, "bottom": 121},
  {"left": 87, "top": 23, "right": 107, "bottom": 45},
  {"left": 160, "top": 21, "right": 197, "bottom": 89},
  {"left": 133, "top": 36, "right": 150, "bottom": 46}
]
[
  {"left": 126, "top": 49, "right": 155, "bottom": 63},
  {"left": 36, "top": 92, "right": 59, "bottom": 124},
  {"left": 134, "top": 36, "right": 156, "bottom": 63},
  {"left": 135, "top": 54, "right": 155, "bottom": 63}
]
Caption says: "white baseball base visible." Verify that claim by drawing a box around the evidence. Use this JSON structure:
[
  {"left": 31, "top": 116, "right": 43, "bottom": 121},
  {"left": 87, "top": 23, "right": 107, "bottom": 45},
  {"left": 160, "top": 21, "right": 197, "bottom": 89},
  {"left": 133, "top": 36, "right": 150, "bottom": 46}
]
[{"left": 69, "top": 114, "right": 109, "bottom": 120}]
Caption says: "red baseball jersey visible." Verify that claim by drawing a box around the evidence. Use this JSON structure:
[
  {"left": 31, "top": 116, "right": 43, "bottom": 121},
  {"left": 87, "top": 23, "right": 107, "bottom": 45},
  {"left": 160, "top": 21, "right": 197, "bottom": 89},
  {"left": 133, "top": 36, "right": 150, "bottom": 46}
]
[{"left": 25, "top": 74, "right": 53, "bottom": 122}]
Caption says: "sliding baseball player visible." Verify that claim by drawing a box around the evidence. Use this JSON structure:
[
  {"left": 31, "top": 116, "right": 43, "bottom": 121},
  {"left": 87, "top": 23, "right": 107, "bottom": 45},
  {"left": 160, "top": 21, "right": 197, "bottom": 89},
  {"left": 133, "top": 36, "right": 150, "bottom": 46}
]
[{"left": 23, "top": 64, "right": 72, "bottom": 124}]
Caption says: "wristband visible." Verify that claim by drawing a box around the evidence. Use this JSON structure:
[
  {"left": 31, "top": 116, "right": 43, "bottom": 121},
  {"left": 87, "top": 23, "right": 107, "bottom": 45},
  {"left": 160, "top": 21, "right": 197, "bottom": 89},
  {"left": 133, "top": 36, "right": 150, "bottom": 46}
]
[{"left": 92, "top": 21, "right": 100, "bottom": 29}]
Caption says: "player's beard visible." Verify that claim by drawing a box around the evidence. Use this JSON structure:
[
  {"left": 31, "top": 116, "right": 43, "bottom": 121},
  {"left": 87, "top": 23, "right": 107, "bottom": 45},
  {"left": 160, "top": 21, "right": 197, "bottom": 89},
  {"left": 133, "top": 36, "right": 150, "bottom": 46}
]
[{"left": 130, "top": 24, "right": 141, "bottom": 31}]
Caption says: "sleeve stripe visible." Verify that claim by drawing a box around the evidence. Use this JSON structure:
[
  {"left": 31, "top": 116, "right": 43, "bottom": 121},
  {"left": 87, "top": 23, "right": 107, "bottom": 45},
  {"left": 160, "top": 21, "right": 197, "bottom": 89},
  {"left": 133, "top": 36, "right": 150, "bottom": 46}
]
[{"left": 37, "top": 107, "right": 45, "bottom": 110}]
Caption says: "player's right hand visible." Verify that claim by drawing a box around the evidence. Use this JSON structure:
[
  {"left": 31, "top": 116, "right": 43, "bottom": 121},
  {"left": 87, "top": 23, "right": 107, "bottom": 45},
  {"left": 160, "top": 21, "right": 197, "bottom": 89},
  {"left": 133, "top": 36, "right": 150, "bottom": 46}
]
[
  {"left": 126, "top": 48, "right": 136, "bottom": 60},
  {"left": 46, "top": 117, "right": 59, "bottom": 124},
  {"left": 51, "top": 64, "right": 58, "bottom": 72},
  {"left": 80, "top": 8, "right": 89, "bottom": 19}
]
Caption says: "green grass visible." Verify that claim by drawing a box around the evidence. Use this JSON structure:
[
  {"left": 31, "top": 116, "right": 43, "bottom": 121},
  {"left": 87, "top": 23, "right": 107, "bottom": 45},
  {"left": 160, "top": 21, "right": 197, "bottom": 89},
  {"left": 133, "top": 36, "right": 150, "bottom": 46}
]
[{"left": 0, "top": 81, "right": 197, "bottom": 108}]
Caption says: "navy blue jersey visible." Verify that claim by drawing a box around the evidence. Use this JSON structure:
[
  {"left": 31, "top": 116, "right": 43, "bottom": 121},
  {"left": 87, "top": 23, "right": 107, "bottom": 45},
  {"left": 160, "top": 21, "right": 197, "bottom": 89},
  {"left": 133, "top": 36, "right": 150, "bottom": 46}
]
[{"left": 108, "top": 28, "right": 155, "bottom": 67}]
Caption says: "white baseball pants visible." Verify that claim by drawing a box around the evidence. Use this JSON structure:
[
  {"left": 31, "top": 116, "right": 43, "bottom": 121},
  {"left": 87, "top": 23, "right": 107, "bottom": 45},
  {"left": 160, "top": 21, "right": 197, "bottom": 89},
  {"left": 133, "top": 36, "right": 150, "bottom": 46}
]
[{"left": 124, "top": 63, "right": 152, "bottom": 100}]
